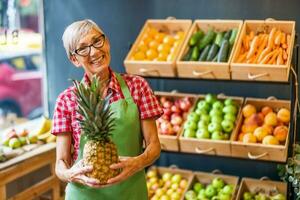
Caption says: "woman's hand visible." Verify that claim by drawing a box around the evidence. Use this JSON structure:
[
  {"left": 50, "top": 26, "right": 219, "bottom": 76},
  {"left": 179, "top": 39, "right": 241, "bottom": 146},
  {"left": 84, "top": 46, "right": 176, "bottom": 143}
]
[{"left": 107, "top": 156, "right": 143, "bottom": 184}]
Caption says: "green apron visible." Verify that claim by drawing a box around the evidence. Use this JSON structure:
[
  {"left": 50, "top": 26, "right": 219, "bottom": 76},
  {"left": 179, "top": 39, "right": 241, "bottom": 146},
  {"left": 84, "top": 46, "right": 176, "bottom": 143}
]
[{"left": 65, "top": 73, "right": 148, "bottom": 200}]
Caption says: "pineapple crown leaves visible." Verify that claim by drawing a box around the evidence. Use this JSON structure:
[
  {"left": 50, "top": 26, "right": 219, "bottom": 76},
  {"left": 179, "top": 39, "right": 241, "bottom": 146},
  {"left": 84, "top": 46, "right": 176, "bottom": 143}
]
[{"left": 70, "top": 75, "right": 116, "bottom": 142}]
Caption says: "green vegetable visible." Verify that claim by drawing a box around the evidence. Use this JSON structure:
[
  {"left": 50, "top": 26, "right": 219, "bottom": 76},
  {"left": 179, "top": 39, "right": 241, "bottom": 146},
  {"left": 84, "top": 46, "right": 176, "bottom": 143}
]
[
  {"left": 214, "top": 32, "right": 224, "bottom": 47},
  {"left": 182, "top": 48, "right": 193, "bottom": 61},
  {"left": 198, "top": 44, "right": 211, "bottom": 61},
  {"left": 229, "top": 28, "right": 238, "bottom": 45},
  {"left": 198, "top": 28, "right": 216, "bottom": 50},
  {"left": 190, "top": 46, "right": 200, "bottom": 61},
  {"left": 189, "top": 31, "right": 204, "bottom": 46},
  {"left": 207, "top": 44, "right": 220, "bottom": 61},
  {"left": 217, "top": 39, "right": 229, "bottom": 62},
  {"left": 223, "top": 30, "right": 232, "bottom": 40}
]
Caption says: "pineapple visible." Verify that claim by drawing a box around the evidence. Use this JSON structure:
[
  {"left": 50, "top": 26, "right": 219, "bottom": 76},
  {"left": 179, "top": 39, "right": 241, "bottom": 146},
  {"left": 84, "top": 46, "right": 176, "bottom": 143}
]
[{"left": 72, "top": 76, "right": 120, "bottom": 184}]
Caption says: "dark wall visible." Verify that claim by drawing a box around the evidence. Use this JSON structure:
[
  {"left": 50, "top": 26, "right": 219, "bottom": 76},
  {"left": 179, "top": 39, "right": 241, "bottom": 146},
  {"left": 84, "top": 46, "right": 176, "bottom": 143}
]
[{"left": 43, "top": 0, "right": 299, "bottom": 180}]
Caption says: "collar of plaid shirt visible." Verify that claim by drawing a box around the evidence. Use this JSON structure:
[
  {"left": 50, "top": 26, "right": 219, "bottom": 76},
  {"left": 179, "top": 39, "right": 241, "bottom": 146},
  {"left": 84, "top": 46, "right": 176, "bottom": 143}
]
[{"left": 82, "top": 67, "right": 120, "bottom": 93}]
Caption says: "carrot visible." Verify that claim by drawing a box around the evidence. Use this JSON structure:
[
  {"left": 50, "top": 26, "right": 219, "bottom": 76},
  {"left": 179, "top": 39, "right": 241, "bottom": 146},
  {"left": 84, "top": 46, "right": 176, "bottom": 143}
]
[
  {"left": 283, "top": 50, "right": 288, "bottom": 61},
  {"left": 257, "top": 46, "right": 272, "bottom": 63},
  {"left": 280, "top": 32, "right": 286, "bottom": 45},
  {"left": 242, "top": 35, "right": 248, "bottom": 50},
  {"left": 249, "top": 31, "right": 255, "bottom": 41},
  {"left": 246, "top": 36, "right": 259, "bottom": 59},
  {"left": 260, "top": 49, "right": 277, "bottom": 64},
  {"left": 276, "top": 48, "right": 284, "bottom": 65},
  {"left": 237, "top": 52, "right": 247, "bottom": 63},
  {"left": 274, "top": 30, "right": 282, "bottom": 45},
  {"left": 267, "top": 27, "right": 277, "bottom": 49},
  {"left": 267, "top": 49, "right": 279, "bottom": 64},
  {"left": 253, "top": 35, "right": 268, "bottom": 63}
]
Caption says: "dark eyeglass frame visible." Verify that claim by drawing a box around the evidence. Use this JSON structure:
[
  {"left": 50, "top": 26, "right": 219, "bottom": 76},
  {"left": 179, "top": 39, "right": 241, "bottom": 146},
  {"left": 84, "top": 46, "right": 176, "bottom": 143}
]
[{"left": 73, "top": 34, "right": 106, "bottom": 57}]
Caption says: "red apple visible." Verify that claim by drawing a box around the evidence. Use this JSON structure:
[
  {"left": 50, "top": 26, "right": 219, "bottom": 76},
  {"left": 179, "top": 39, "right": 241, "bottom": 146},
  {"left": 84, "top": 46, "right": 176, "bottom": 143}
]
[
  {"left": 161, "top": 113, "right": 170, "bottom": 121},
  {"left": 170, "top": 113, "right": 183, "bottom": 125},
  {"left": 7, "top": 129, "right": 18, "bottom": 139},
  {"left": 160, "top": 97, "right": 167, "bottom": 104},
  {"left": 173, "top": 125, "right": 181, "bottom": 133},
  {"left": 163, "top": 101, "right": 173, "bottom": 108},
  {"left": 179, "top": 99, "right": 191, "bottom": 112},
  {"left": 171, "top": 105, "right": 181, "bottom": 114},
  {"left": 160, "top": 121, "right": 174, "bottom": 135},
  {"left": 163, "top": 108, "right": 172, "bottom": 116}
]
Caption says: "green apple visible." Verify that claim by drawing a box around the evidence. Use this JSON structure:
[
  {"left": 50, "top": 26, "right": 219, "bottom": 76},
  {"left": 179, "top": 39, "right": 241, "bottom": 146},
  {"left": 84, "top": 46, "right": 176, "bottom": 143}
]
[
  {"left": 222, "top": 184, "right": 234, "bottom": 195},
  {"left": 171, "top": 174, "right": 182, "bottom": 183},
  {"left": 184, "top": 129, "right": 196, "bottom": 138},
  {"left": 160, "top": 195, "right": 170, "bottom": 200},
  {"left": 211, "top": 115, "right": 223, "bottom": 124},
  {"left": 205, "top": 185, "right": 217, "bottom": 198},
  {"left": 197, "top": 120, "right": 208, "bottom": 129},
  {"left": 197, "top": 100, "right": 211, "bottom": 112},
  {"left": 270, "top": 193, "right": 286, "bottom": 200},
  {"left": 170, "top": 192, "right": 181, "bottom": 200},
  {"left": 162, "top": 172, "right": 172, "bottom": 182},
  {"left": 197, "top": 189, "right": 207, "bottom": 199},
  {"left": 222, "top": 105, "right": 238, "bottom": 115},
  {"left": 224, "top": 98, "right": 236, "bottom": 106},
  {"left": 208, "top": 122, "right": 222, "bottom": 133},
  {"left": 243, "top": 192, "right": 254, "bottom": 200},
  {"left": 209, "top": 109, "right": 223, "bottom": 117},
  {"left": 184, "top": 121, "right": 197, "bottom": 130},
  {"left": 196, "top": 129, "right": 210, "bottom": 139},
  {"left": 28, "top": 134, "right": 38, "bottom": 144},
  {"left": 9, "top": 138, "right": 21, "bottom": 149},
  {"left": 255, "top": 193, "right": 268, "bottom": 200},
  {"left": 223, "top": 133, "right": 230, "bottom": 140},
  {"left": 212, "top": 100, "right": 224, "bottom": 110},
  {"left": 211, "top": 131, "right": 224, "bottom": 140},
  {"left": 185, "top": 190, "right": 197, "bottom": 200},
  {"left": 19, "top": 137, "right": 27, "bottom": 145},
  {"left": 1, "top": 137, "right": 10, "bottom": 146},
  {"left": 195, "top": 108, "right": 208, "bottom": 116},
  {"left": 221, "top": 120, "right": 234, "bottom": 133},
  {"left": 187, "top": 112, "right": 200, "bottom": 122},
  {"left": 200, "top": 114, "right": 211, "bottom": 124},
  {"left": 205, "top": 94, "right": 217, "bottom": 104},
  {"left": 212, "top": 177, "right": 225, "bottom": 189},
  {"left": 218, "top": 192, "right": 231, "bottom": 200},
  {"left": 224, "top": 113, "right": 236, "bottom": 123},
  {"left": 193, "top": 182, "right": 204, "bottom": 193}
]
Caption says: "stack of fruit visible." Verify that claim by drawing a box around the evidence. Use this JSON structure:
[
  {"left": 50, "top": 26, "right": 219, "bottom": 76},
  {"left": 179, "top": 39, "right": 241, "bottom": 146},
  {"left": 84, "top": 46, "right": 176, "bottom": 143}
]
[
  {"left": 156, "top": 96, "right": 193, "bottom": 136},
  {"left": 242, "top": 190, "right": 286, "bottom": 200},
  {"left": 146, "top": 168, "right": 190, "bottom": 200},
  {"left": 237, "top": 104, "right": 290, "bottom": 145},
  {"left": 182, "top": 28, "right": 238, "bottom": 62},
  {"left": 183, "top": 94, "right": 239, "bottom": 140},
  {"left": 235, "top": 27, "right": 291, "bottom": 65},
  {"left": 185, "top": 177, "right": 235, "bottom": 200},
  {"left": 131, "top": 26, "right": 185, "bottom": 61}
]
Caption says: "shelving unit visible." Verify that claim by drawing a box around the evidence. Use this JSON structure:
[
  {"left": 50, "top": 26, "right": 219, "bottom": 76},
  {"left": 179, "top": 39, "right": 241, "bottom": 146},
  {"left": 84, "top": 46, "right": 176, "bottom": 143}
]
[{"left": 146, "top": 40, "right": 299, "bottom": 199}]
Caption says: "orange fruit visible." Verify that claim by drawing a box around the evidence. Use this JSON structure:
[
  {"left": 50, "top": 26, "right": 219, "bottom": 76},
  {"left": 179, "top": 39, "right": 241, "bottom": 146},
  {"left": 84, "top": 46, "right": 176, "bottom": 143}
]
[
  {"left": 148, "top": 40, "right": 159, "bottom": 50},
  {"left": 148, "top": 27, "right": 159, "bottom": 38},
  {"left": 155, "top": 33, "right": 166, "bottom": 43},
  {"left": 133, "top": 51, "right": 145, "bottom": 60},
  {"left": 141, "top": 35, "right": 152, "bottom": 46},
  {"left": 157, "top": 52, "right": 168, "bottom": 61},
  {"left": 242, "top": 133, "right": 257, "bottom": 143},
  {"left": 157, "top": 43, "right": 171, "bottom": 54},
  {"left": 174, "top": 31, "right": 185, "bottom": 40},
  {"left": 137, "top": 42, "right": 148, "bottom": 52},
  {"left": 163, "top": 35, "right": 175, "bottom": 46},
  {"left": 146, "top": 49, "right": 158, "bottom": 60}
]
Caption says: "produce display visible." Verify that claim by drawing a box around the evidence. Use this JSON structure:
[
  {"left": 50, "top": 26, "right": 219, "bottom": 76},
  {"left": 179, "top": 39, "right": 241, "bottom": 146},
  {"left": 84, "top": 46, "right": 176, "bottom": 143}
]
[
  {"left": 182, "top": 94, "right": 239, "bottom": 140},
  {"left": 0, "top": 116, "right": 54, "bottom": 162},
  {"left": 242, "top": 190, "right": 286, "bottom": 200},
  {"left": 72, "top": 76, "right": 120, "bottom": 184},
  {"left": 182, "top": 28, "right": 238, "bottom": 62},
  {"left": 156, "top": 95, "right": 193, "bottom": 136},
  {"left": 185, "top": 177, "right": 235, "bottom": 200},
  {"left": 146, "top": 168, "right": 190, "bottom": 200},
  {"left": 237, "top": 104, "right": 290, "bottom": 145},
  {"left": 235, "top": 27, "right": 291, "bottom": 65},
  {"left": 130, "top": 26, "right": 185, "bottom": 61}
]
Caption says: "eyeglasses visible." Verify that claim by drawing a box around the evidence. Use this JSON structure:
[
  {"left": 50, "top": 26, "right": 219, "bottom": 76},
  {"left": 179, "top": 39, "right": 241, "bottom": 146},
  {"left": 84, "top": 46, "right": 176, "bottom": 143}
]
[{"left": 73, "top": 34, "right": 106, "bottom": 57}]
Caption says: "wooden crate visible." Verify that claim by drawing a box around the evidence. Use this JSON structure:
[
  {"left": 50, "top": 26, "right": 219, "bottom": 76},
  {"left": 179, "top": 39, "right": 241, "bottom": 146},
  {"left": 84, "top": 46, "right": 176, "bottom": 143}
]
[
  {"left": 147, "top": 166, "right": 194, "bottom": 200},
  {"left": 231, "top": 20, "right": 295, "bottom": 82},
  {"left": 176, "top": 20, "right": 243, "bottom": 79},
  {"left": 236, "top": 178, "right": 287, "bottom": 200},
  {"left": 179, "top": 95, "right": 244, "bottom": 157},
  {"left": 186, "top": 171, "right": 239, "bottom": 200},
  {"left": 124, "top": 19, "right": 192, "bottom": 77},
  {"left": 231, "top": 97, "right": 291, "bottom": 162},
  {"left": 0, "top": 143, "right": 60, "bottom": 200},
  {"left": 155, "top": 91, "right": 197, "bottom": 152}
]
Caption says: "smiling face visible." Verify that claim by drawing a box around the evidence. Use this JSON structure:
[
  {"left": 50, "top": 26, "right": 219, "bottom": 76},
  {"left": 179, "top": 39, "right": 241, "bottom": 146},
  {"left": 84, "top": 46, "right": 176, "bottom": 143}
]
[{"left": 70, "top": 28, "right": 111, "bottom": 78}]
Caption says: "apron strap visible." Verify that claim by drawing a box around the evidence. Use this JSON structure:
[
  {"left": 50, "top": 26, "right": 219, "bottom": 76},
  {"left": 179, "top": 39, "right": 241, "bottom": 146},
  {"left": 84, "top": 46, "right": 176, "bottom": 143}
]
[{"left": 115, "top": 73, "right": 134, "bottom": 102}]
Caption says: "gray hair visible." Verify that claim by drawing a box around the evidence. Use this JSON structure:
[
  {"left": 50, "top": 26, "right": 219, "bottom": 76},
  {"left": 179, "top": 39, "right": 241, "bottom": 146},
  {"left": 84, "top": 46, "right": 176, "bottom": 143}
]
[{"left": 62, "top": 19, "right": 103, "bottom": 59}]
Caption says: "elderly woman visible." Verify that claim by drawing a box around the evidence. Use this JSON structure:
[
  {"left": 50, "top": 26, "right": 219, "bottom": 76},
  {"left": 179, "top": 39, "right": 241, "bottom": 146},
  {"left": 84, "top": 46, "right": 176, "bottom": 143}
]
[{"left": 51, "top": 19, "right": 163, "bottom": 199}]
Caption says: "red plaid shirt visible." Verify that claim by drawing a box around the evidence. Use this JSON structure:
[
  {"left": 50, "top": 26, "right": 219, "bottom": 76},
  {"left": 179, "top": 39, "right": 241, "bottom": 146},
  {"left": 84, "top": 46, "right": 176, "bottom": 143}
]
[{"left": 51, "top": 68, "right": 163, "bottom": 160}]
